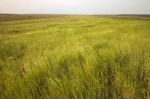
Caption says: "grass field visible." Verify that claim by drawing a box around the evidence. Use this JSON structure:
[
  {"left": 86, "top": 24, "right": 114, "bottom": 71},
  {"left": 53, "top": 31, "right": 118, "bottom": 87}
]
[{"left": 0, "top": 15, "right": 150, "bottom": 99}]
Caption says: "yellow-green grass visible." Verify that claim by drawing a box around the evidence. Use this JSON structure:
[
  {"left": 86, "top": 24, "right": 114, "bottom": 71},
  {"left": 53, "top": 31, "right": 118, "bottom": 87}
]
[{"left": 0, "top": 16, "right": 150, "bottom": 99}]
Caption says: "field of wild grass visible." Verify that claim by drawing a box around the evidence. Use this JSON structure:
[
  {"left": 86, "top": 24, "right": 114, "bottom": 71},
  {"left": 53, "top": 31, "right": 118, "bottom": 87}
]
[{"left": 0, "top": 15, "right": 150, "bottom": 99}]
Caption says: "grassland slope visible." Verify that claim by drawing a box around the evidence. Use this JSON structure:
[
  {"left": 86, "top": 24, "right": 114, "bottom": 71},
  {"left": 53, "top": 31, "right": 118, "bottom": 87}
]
[{"left": 0, "top": 15, "right": 150, "bottom": 99}]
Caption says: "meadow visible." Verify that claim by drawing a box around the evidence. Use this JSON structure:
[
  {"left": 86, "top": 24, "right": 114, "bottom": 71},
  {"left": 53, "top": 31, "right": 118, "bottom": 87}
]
[{"left": 0, "top": 15, "right": 150, "bottom": 99}]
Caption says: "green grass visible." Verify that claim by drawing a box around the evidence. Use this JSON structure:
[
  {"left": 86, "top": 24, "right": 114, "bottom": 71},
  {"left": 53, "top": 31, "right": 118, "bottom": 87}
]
[{"left": 0, "top": 15, "right": 150, "bottom": 99}]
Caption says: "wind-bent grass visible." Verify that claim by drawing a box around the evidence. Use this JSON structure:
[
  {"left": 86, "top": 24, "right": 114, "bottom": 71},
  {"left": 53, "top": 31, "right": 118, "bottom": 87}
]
[{"left": 0, "top": 16, "right": 150, "bottom": 99}]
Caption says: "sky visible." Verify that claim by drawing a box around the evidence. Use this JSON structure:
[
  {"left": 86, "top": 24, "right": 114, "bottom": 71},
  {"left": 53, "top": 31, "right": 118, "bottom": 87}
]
[{"left": 0, "top": 0, "right": 150, "bottom": 14}]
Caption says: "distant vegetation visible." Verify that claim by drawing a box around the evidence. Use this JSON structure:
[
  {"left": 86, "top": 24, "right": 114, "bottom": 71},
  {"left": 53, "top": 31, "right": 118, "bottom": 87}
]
[
  {"left": 0, "top": 15, "right": 150, "bottom": 99},
  {"left": 0, "top": 14, "right": 65, "bottom": 22}
]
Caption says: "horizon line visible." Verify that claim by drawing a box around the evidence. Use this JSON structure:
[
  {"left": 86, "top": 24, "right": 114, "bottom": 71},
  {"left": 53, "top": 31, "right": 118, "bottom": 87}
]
[{"left": 0, "top": 13, "right": 150, "bottom": 16}]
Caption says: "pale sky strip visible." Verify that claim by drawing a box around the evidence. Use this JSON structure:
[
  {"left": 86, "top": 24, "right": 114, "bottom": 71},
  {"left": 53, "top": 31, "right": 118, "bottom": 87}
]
[{"left": 0, "top": 0, "right": 150, "bottom": 14}]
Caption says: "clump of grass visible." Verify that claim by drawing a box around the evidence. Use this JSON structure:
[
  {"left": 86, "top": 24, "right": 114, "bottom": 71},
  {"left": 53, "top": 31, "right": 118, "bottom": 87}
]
[{"left": 0, "top": 41, "right": 27, "bottom": 60}]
